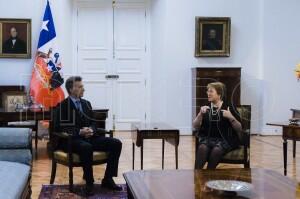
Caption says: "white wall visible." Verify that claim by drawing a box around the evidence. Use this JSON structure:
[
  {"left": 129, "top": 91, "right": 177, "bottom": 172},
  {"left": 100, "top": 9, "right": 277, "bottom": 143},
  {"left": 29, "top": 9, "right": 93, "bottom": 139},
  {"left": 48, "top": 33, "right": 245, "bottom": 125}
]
[
  {"left": 150, "top": 0, "right": 264, "bottom": 134},
  {"left": 0, "top": 0, "right": 73, "bottom": 91},
  {"left": 0, "top": 0, "right": 42, "bottom": 86},
  {"left": 1, "top": 0, "right": 300, "bottom": 135},
  {"left": 261, "top": 0, "right": 300, "bottom": 135},
  {"left": 150, "top": 0, "right": 168, "bottom": 122}
]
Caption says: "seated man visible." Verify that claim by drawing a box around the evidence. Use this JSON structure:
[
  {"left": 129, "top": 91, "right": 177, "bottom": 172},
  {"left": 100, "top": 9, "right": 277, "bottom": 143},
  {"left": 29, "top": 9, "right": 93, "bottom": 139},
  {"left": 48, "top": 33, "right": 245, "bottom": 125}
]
[{"left": 55, "top": 76, "right": 122, "bottom": 195}]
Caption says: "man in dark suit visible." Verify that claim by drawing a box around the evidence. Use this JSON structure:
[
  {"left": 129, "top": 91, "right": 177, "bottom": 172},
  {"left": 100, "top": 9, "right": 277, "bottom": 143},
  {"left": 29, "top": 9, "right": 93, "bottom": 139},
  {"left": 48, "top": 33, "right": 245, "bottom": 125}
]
[
  {"left": 55, "top": 76, "right": 122, "bottom": 195},
  {"left": 2, "top": 27, "right": 26, "bottom": 54},
  {"left": 202, "top": 29, "right": 222, "bottom": 50}
]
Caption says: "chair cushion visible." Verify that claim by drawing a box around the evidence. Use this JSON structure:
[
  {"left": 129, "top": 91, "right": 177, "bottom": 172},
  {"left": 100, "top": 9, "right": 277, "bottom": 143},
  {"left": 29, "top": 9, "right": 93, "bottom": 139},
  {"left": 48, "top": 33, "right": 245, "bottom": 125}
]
[
  {"left": 54, "top": 150, "right": 108, "bottom": 163},
  {"left": 0, "top": 149, "right": 32, "bottom": 165},
  {"left": 0, "top": 128, "right": 31, "bottom": 149},
  {"left": 0, "top": 161, "right": 30, "bottom": 199},
  {"left": 222, "top": 147, "right": 250, "bottom": 161}
]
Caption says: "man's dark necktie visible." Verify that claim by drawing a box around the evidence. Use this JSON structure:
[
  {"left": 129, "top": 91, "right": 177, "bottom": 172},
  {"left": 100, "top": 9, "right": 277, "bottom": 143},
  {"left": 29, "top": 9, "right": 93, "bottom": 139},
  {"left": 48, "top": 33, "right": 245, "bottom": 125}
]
[
  {"left": 75, "top": 100, "right": 83, "bottom": 113},
  {"left": 75, "top": 100, "right": 86, "bottom": 123}
]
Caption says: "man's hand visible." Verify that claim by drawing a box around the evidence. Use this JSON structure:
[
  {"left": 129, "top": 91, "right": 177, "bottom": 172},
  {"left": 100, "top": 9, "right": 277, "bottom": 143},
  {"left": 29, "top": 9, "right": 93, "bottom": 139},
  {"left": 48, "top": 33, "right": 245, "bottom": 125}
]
[{"left": 79, "top": 127, "right": 94, "bottom": 138}]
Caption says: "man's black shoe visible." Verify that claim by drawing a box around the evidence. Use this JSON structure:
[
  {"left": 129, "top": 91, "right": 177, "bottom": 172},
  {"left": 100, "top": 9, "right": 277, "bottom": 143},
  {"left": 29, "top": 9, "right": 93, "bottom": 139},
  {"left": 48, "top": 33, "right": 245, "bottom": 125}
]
[
  {"left": 101, "top": 178, "right": 122, "bottom": 191},
  {"left": 85, "top": 184, "right": 94, "bottom": 196}
]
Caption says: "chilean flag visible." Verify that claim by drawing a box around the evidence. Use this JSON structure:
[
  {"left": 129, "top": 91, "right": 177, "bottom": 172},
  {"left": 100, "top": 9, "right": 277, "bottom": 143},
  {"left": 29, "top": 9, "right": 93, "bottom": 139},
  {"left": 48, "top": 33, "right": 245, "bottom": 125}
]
[{"left": 30, "top": 0, "right": 65, "bottom": 109}]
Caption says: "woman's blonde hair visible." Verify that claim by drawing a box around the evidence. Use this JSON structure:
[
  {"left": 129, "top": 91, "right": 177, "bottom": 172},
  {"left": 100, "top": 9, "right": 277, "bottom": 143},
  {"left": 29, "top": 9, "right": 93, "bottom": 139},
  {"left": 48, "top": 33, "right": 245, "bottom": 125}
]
[{"left": 207, "top": 82, "right": 226, "bottom": 100}]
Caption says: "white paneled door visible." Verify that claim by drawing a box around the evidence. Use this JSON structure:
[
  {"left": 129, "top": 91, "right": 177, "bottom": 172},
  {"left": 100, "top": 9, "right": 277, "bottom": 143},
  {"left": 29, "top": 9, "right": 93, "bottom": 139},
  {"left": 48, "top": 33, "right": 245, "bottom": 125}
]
[{"left": 75, "top": 1, "right": 147, "bottom": 130}]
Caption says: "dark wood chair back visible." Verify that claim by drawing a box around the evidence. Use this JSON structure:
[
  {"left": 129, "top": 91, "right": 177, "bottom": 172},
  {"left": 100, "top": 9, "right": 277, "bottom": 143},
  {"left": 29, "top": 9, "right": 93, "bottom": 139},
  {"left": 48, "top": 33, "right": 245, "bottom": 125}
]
[{"left": 236, "top": 105, "right": 251, "bottom": 146}]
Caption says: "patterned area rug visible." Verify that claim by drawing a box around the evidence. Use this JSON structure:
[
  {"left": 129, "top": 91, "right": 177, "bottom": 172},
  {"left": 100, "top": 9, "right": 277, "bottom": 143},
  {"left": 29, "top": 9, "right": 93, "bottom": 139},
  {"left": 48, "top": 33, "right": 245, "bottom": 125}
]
[{"left": 39, "top": 184, "right": 128, "bottom": 199}]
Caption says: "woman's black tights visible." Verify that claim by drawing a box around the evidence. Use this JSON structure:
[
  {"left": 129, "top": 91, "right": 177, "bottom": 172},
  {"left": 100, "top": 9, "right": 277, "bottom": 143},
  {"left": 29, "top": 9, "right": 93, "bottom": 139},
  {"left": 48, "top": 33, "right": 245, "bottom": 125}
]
[{"left": 195, "top": 144, "right": 225, "bottom": 169}]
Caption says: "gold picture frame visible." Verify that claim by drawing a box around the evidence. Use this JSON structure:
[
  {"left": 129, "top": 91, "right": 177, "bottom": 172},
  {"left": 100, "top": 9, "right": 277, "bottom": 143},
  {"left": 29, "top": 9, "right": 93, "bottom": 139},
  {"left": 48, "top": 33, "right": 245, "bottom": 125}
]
[
  {"left": 2, "top": 91, "right": 27, "bottom": 112},
  {"left": 195, "top": 17, "right": 231, "bottom": 57},
  {"left": 0, "top": 18, "right": 31, "bottom": 59}
]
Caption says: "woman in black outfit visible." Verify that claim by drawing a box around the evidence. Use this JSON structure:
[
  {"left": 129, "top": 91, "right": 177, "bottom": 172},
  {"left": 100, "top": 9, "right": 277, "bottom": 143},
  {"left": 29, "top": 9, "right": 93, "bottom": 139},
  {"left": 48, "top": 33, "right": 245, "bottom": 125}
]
[{"left": 193, "top": 82, "right": 242, "bottom": 169}]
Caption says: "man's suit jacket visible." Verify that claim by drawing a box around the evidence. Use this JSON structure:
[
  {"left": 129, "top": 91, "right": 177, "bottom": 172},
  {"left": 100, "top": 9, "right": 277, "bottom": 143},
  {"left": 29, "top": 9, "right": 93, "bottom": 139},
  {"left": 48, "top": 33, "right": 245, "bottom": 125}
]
[
  {"left": 54, "top": 97, "right": 99, "bottom": 138},
  {"left": 2, "top": 37, "right": 26, "bottom": 54}
]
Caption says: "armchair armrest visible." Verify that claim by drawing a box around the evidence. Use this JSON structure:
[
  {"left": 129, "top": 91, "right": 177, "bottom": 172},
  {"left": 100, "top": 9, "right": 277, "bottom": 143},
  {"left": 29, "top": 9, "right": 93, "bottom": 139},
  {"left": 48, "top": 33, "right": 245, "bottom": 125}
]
[
  {"left": 96, "top": 129, "right": 114, "bottom": 138},
  {"left": 193, "top": 129, "right": 198, "bottom": 137},
  {"left": 241, "top": 129, "right": 250, "bottom": 164},
  {"left": 51, "top": 131, "right": 75, "bottom": 164},
  {"left": 193, "top": 128, "right": 205, "bottom": 138},
  {"left": 52, "top": 132, "right": 71, "bottom": 139},
  {"left": 240, "top": 129, "right": 250, "bottom": 147}
]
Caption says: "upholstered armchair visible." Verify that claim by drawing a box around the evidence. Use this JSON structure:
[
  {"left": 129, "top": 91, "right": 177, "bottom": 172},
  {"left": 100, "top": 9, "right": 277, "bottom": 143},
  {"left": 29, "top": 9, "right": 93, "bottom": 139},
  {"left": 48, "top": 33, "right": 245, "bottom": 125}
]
[
  {"left": 48, "top": 108, "right": 112, "bottom": 192},
  {"left": 195, "top": 105, "right": 251, "bottom": 168}
]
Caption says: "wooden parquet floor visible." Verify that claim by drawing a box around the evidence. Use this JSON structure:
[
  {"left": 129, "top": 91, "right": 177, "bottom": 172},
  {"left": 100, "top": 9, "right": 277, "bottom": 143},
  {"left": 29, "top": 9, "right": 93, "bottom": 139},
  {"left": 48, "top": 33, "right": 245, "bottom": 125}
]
[{"left": 31, "top": 134, "right": 300, "bottom": 198}]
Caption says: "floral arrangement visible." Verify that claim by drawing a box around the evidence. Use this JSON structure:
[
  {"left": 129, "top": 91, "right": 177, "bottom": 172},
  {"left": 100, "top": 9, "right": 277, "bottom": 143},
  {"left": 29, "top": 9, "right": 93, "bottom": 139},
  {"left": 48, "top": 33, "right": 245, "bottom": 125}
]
[{"left": 295, "top": 63, "right": 300, "bottom": 80}]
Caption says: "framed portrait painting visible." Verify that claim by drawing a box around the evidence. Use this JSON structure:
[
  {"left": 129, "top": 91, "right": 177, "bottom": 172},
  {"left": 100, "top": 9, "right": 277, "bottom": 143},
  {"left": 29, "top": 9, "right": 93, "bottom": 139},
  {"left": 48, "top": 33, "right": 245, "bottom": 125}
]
[
  {"left": 0, "top": 18, "right": 31, "bottom": 58},
  {"left": 195, "top": 17, "right": 231, "bottom": 57}
]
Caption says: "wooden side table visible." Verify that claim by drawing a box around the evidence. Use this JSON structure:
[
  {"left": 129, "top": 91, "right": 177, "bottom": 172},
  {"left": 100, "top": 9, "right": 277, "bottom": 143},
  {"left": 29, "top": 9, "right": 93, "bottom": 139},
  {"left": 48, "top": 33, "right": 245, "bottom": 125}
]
[
  {"left": 131, "top": 122, "right": 180, "bottom": 170},
  {"left": 290, "top": 109, "right": 300, "bottom": 157},
  {"left": 267, "top": 122, "right": 300, "bottom": 175}
]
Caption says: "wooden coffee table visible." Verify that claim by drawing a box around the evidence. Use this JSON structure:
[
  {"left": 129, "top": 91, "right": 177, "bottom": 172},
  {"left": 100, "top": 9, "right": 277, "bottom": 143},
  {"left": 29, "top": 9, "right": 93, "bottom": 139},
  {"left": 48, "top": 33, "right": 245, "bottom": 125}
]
[
  {"left": 123, "top": 168, "right": 299, "bottom": 199},
  {"left": 131, "top": 122, "right": 179, "bottom": 170}
]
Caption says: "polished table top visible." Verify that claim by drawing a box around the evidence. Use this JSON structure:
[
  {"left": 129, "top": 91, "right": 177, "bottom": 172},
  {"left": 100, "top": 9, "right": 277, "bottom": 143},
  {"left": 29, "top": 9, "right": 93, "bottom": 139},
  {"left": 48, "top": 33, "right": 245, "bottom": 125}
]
[
  {"left": 123, "top": 168, "right": 300, "bottom": 199},
  {"left": 131, "top": 122, "right": 178, "bottom": 131},
  {"left": 267, "top": 121, "right": 300, "bottom": 128},
  {"left": 0, "top": 108, "right": 50, "bottom": 122}
]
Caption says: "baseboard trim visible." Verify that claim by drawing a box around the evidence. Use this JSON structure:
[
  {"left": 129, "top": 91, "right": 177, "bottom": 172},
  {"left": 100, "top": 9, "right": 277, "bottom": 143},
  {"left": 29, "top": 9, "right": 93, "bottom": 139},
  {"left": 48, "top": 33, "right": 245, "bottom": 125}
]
[{"left": 260, "top": 126, "right": 282, "bottom": 136}]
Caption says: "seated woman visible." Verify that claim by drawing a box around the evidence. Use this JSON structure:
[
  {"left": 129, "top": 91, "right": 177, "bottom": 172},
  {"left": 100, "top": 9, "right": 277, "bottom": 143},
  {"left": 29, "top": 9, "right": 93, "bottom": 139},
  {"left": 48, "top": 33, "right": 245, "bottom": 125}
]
[{"left": 193, "top": 82, "right": 242, "bottom": 169}]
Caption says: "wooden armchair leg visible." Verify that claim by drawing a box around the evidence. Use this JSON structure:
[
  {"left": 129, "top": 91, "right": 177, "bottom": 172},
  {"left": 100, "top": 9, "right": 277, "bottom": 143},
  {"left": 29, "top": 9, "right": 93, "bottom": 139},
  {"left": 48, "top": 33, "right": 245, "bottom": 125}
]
[
  {"left": 69, "top": 166, "right": 74, "bottom": 192},
  {"left": 195, "top": 137, "right": 199, "bottom": 159},
  {"left": 109, "top": 130, "right": 114, "bottom": 138},
  {"left": 244, "top": 160, "right": 250, "bottom": 168},
  {"left": 293, "top": 140, "right": 296, "bottom": 158},
  {"left": 50, "top": 161, "right": 57, "bottom": 184}
]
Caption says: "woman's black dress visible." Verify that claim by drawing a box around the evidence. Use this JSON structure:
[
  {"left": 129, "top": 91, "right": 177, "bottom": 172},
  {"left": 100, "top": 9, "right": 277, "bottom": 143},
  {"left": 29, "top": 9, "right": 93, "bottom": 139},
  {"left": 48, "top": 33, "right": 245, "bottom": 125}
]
[{"left": 197, "top": 103, "right": 241, "bottom": 152}]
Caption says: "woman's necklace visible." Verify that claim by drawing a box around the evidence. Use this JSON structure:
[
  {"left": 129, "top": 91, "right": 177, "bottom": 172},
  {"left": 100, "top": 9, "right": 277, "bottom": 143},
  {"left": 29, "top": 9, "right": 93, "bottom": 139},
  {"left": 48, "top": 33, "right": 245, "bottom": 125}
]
[{"left": 210, "top": 101, "right": 223, "bottom": 116}]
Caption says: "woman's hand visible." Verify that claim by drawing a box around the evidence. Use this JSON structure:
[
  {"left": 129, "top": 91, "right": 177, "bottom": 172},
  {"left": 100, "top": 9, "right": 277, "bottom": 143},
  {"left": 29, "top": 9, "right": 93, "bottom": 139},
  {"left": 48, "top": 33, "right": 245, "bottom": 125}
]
[
  {"left": 222, "top": 107, "right": 243, "bottom": 140},
  {"left": 193, "top": 106, "right": 209, "bottom": 128},
  {"left": 199, "top": 106, "right": 210, "bottom": 115},
  {"left": 221, "top": 107, "right": 234, "bottom": 120}
]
